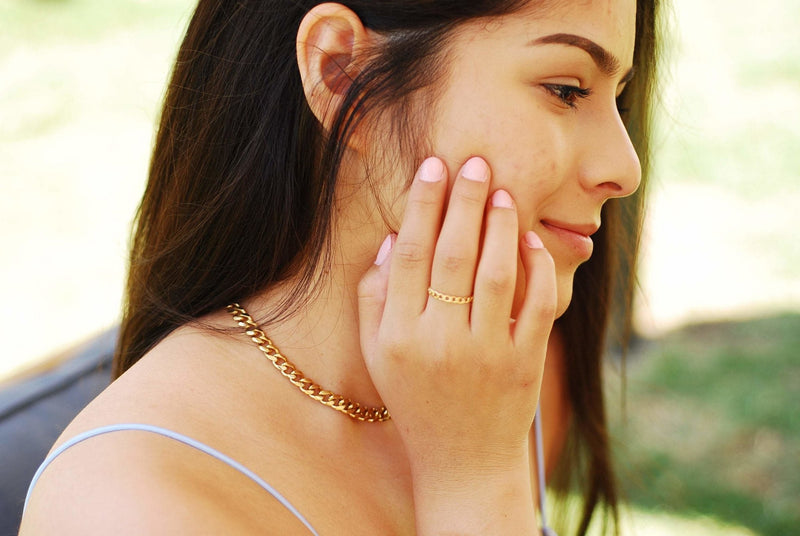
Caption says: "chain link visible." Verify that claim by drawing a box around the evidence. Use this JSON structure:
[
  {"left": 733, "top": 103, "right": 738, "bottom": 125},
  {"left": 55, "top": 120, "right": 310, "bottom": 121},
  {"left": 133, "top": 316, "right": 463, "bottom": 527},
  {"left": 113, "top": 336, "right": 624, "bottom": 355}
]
[{"left": 227, "top": 303, "right": 391, "bottom": 423}]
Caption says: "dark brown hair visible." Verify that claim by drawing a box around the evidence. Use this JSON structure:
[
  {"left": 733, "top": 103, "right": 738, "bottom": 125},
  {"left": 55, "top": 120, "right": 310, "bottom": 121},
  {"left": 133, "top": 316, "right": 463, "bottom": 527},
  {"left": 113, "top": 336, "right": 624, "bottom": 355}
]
[
  {"left": 115, "top": 1, "right": 663, "bottom": 534},
  {"left": 549, "top": 2, "right": 663, "bottom": 533}
]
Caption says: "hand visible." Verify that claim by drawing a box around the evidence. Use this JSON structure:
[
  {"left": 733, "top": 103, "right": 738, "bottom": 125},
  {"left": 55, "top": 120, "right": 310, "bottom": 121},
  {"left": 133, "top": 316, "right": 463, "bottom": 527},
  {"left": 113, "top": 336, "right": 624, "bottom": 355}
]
[{"left": 358, "top": 155, "right": 557, "bottom": 485}]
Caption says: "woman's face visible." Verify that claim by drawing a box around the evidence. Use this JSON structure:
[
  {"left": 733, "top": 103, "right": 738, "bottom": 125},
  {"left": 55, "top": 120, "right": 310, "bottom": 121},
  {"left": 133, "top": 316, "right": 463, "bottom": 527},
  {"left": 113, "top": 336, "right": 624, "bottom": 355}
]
[{"left": 393, "top": 0, "right": 641, "bottom": 317}]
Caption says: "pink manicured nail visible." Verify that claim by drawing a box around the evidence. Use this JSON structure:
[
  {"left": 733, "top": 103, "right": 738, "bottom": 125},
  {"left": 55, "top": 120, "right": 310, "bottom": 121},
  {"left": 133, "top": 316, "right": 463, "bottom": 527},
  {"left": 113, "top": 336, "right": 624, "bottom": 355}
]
[
  {"left": 491, "top": 189, "right": 514, "bottom": 209},
  {"left": 375, "top": 234, "right": 394, "bottom": 265},
  {"left": 524, "top": 231, "right": 544, "bottom": 249},
  {"left": 417, "top": 157, "right": 445, "bottom": 183},
  {"left": 461, "top": 156, "right": 488, "bottom": 182}
]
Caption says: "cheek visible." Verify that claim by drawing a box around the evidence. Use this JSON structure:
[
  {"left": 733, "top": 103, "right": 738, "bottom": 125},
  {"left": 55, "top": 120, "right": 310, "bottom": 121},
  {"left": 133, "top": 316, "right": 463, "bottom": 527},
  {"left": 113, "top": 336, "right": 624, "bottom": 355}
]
[
  {"left": 433, "top": 104, "right": 571, "bottom": 213},
  {"left": 428, "top": 81, "right": 579, "bottom": 317},
  {"left": 487, "top": 121, "right": 571, "bottom": 236}
]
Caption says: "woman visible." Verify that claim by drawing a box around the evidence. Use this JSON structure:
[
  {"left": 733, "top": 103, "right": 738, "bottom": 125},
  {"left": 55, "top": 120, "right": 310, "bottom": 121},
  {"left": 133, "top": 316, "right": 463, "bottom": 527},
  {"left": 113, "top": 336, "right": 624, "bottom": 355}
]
[{"left": 20, "top": 0, "right": 661, "bottom": 534}]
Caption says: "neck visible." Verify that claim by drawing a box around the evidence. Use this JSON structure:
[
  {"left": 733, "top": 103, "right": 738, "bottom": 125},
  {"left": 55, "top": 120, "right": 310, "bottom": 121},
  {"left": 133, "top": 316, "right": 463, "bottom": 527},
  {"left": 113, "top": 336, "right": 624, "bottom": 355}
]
[
  {"left": 244, "top": 221, "right": 390, "bottom": 415},
  {"left": 239, "top": 149, "right": 405, "bottom": 419}
]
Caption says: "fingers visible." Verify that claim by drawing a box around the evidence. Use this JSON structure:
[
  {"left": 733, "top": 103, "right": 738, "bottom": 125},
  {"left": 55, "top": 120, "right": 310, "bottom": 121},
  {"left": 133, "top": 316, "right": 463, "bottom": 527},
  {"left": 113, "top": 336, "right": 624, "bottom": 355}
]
[
  {"left": 426, "top": 157, "right": 491, "bottom": 322},
  {"left": 470, "top": 189, "right": 519, "bottom": 338},
  {"left": 357, "top": 234, "right": 395, "bottom": 362},
  {"left": 385, "top": 157, "right": 448, "bottom": 318},
  {"left": 512, "top": 231, "right": 557, "bottom": 348},
  {"left": 381, "top": 155, "right": 556, "bottom": 350}
]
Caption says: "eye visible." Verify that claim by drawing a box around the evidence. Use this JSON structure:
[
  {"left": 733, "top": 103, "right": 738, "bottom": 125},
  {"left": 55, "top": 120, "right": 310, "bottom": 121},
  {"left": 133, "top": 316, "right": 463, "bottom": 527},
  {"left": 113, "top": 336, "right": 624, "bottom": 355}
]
[{"left": 543, "top": 84, "right": 592, "bottom": 109}]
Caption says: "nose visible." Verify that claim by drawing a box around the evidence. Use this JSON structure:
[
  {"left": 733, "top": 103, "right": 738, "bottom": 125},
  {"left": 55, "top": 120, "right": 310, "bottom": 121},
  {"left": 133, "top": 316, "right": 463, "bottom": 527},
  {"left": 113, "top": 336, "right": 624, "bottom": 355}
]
[{"left": 578, "top": 110, "right": 642, "bottom": 199}]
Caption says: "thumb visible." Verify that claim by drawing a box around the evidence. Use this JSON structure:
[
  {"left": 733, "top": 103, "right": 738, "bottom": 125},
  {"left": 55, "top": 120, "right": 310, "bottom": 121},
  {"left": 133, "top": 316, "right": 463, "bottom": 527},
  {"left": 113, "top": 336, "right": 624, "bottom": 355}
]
[{"left": 357, "top": 234, "right": 395, "bottom": 360}]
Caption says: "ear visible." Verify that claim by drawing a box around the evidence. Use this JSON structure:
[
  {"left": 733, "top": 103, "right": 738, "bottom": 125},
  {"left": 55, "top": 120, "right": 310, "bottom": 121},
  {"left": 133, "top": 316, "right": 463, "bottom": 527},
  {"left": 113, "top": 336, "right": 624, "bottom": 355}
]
[{"left": 296, "top": 3, "right": 370, "bottom": 133}]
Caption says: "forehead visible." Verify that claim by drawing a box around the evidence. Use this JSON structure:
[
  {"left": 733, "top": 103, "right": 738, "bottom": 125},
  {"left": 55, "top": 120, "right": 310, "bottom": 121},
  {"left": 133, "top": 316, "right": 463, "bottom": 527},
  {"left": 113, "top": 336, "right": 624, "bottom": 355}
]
[
  {"left": 522, "top": 0, "right": 635, "bottom": 26},
  {"left": 491, "top": 0, "right": 637, "bottom": 65}
]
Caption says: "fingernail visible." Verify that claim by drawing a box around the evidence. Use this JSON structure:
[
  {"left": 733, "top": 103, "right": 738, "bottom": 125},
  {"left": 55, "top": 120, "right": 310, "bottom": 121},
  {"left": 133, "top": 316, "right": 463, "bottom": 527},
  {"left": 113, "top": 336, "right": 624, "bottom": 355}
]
[
  {"left": 375, "top": 234, "right": 394, "bottom": 265},
  {"left": 417, "top": 157, "right": 445, "bottom": 183},
  {"left": 461, "top": 156, "right": 488, "bottom": 182},
  {"left": 491, "top": 189, "right": 514, "bottom": 209},
  {"left": 524, "top": 231, "right": 544, "bottom": 249}
]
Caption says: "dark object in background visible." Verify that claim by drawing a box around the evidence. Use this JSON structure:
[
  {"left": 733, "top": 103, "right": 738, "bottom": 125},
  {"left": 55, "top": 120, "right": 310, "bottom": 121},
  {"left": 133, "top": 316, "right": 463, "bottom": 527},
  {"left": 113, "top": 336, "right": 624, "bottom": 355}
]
[{"left": 0, "top": 328, "right": 116, "bottom": 535}]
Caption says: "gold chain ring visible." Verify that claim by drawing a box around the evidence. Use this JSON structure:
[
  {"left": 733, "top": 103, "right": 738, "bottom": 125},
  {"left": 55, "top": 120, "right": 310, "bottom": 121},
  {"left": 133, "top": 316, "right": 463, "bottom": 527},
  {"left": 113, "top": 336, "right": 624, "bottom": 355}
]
[{"left": 427, "top": 287, "right": 474, "bottom": 304}]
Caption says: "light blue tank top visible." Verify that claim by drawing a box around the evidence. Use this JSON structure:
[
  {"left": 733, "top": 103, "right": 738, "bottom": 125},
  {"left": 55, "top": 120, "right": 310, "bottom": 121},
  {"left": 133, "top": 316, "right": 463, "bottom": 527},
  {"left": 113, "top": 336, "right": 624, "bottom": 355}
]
[{"left": 24, "top": 409, "right": 556, "bottom": 536}]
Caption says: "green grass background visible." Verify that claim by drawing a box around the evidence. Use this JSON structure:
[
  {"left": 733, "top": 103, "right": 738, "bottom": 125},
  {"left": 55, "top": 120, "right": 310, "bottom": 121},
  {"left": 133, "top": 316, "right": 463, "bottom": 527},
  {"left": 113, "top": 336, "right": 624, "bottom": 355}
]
[{"left": 611, "top": 314, "right": 800, "bottom": 535}]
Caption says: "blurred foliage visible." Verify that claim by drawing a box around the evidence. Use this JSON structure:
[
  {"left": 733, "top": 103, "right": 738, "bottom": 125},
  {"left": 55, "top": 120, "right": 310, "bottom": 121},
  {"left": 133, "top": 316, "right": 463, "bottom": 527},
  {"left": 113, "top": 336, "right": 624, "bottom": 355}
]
[{"left": 611, "top": 314, "right": 800, "bottom": 536}]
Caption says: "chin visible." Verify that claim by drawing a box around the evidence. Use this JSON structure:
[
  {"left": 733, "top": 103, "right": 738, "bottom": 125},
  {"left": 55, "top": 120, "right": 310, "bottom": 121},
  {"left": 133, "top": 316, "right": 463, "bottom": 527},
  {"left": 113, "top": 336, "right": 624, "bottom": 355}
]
[
  {"left": 553, "top": 264, "right": 579, "bottom": 319},
  {"left": 511, "top": 268, "right": 575, "bottom": 321},
  {"left": 555, "top": 281, "right": 574, "bottom": 319}
]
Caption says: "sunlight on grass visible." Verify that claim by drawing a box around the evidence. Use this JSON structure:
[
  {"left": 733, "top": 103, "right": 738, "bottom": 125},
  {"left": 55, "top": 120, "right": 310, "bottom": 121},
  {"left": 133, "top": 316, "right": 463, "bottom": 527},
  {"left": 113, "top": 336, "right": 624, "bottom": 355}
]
[
  {"left": 552, "top": 493, "right": 760, "bottom": 536},
  {"left": 613, "top": 507, "right": 760, "bottom": 536},
  {"left": 607, "top": 314, "right": 800, "bottom": 536}
]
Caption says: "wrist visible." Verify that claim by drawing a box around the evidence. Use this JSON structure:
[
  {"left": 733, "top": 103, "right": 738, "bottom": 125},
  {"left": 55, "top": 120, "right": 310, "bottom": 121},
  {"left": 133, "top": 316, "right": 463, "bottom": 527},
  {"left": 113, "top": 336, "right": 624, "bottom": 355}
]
[{"left": 411, "top": 458, "right": 537, "bottom": 536}]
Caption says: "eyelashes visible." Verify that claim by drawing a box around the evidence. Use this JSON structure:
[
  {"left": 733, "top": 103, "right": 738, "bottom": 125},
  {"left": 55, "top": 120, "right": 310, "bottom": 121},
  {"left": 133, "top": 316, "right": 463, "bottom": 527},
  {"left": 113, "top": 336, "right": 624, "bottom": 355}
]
[
  {"left": 542, "top": 84, "right": 592, "bottom": 109},
  {"left": 543, "top": 84, "right": 632, "bottom": 117}
]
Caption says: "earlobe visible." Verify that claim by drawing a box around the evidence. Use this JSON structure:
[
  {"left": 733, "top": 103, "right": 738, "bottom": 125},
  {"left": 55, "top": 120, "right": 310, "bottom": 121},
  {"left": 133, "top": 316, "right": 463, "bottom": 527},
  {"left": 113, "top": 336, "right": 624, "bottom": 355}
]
[{"left": 296, "top": 3, "right": 369, "bottom": 132}]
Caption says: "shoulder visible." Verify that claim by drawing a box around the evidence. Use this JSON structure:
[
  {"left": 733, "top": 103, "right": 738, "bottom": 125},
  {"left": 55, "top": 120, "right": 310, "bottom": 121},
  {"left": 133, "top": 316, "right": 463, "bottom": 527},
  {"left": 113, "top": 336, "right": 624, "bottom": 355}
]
[
  {"left": 19, "top": 425, "right": 239, "bottom": 534},
  {"left": 19, "top": 424, "right": 311, "bottom": 535},
  {"left": 20, "top": 319, "right": 314, "bottom": 535}
]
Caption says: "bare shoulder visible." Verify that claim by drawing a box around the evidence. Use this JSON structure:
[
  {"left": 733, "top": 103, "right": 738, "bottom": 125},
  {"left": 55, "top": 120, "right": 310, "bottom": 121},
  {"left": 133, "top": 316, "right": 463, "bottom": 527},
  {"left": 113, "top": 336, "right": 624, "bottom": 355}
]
[
  {"left": 20, "top": 317, "right": 313, "bottom": 535},
  {"left": 19, "top": 425, "right": 313, "bottom": 535},
  {"left": 49, "top": 315, "right": 257, "bottom": 445},
  {"left": 20, "top": 427, "right": 246, "bottom": 534}
]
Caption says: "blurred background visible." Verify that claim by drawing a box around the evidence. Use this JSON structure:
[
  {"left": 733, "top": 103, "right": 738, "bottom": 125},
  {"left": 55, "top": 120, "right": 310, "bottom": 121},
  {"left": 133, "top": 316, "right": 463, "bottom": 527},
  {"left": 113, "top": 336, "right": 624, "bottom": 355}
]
[{"left": 0, "top": 0, "right": 797, "bottom": 534}]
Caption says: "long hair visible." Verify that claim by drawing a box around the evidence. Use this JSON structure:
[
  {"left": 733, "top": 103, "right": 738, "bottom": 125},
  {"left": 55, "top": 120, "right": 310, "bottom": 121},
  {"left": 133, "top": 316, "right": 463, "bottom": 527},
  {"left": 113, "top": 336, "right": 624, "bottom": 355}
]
[
  {"left": 552, "top": 2, "right": 662, "bottom": 533},
  {"left": 114, "top": 1, "right": 663, "bottom": 533}
]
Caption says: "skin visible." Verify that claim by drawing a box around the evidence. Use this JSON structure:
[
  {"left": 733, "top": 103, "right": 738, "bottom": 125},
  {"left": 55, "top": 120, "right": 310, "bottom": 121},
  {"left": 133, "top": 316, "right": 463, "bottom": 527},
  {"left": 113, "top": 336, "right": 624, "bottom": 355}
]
[
  {"left": 20, "top": 1, "right": 639, "bottom": 534},
  {"left": 421, "top": 3, "right": 641, "bottom": 317}
]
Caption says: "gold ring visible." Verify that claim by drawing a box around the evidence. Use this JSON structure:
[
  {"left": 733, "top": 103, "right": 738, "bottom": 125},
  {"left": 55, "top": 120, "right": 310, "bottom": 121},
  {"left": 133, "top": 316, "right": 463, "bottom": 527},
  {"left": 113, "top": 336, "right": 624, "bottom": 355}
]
[{"left": 427, "top": 287, "right": 474, "bottom": 305}]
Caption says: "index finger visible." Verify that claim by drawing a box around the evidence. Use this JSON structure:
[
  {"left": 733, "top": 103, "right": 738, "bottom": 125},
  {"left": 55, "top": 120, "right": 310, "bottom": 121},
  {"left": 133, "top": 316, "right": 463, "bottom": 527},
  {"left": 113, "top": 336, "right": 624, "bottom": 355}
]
[{"left": 386, "top": 156, "right": 448, "bottom": 319}]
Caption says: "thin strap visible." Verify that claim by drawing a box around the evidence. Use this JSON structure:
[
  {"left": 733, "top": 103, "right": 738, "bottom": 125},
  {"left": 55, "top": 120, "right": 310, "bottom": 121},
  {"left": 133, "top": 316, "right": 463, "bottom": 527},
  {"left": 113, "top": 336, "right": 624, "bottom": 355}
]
[
  {"left": 534, "top": 406, "right": 558, "bottom": 536},
  {"left": 24, "top": 423, "right": 320, "bottom": 536}
]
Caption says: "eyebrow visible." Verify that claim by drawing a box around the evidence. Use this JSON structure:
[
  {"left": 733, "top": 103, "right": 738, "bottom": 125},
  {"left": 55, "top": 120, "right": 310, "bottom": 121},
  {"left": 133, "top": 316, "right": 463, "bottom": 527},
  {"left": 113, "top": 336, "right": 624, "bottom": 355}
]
[{"left": 529, "top": 33, "right": 635, "bottom": 82}]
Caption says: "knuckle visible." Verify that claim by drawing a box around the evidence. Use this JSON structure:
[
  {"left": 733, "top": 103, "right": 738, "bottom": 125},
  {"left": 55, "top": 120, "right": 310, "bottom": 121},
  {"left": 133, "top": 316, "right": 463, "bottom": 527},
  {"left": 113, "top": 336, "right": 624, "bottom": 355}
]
[
  {"left": 481, "top": 270, "right": 515, "bottom": 296},
  {"left": 357, "top": 276, "right": 378, "bottom": 300},
  {"left": 533, "top": 299, "right": 557, "bottom": 325},
  {"left": 393, "top": 240, "right": 427, "bottom": 267},
  {"left": 452, "top": 187, "right": 486, "bottom": 208},
  {"left": 379, "top": 332, "right": 409, "bottom": 361},
  {"left": 438, "top": 250, "right": 471, "bottom": 274},
  {"left": 410, "top": 192, "right": 442, "bottom": 210},
  {"left": 430, "top": 347, "right": 464, "bottom": 374}
]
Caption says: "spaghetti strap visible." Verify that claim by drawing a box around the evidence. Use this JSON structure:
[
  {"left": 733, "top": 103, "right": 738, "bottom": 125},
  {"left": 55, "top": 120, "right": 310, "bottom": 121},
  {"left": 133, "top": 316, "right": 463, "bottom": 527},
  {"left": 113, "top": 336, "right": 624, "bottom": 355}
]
[{"left": 24, "top": 423, "right": 320, "bottom": 536}]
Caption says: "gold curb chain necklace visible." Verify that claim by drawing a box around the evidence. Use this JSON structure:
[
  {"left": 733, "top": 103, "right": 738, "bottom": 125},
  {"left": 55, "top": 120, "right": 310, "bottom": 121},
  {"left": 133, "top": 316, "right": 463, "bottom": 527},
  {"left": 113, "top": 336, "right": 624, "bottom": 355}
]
[{"left": 227, "top": 303, "right": 391, "bottom": 423}]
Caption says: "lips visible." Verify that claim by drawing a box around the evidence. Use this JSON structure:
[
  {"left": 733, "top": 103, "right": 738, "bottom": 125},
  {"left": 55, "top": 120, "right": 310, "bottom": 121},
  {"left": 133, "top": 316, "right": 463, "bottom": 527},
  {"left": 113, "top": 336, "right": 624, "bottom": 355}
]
[
  {"left": 541, "top": 220, "right": 599, "bottom": 237},
  {"left": 540, "top": 219, "right": 598, "bottom": 259}
]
